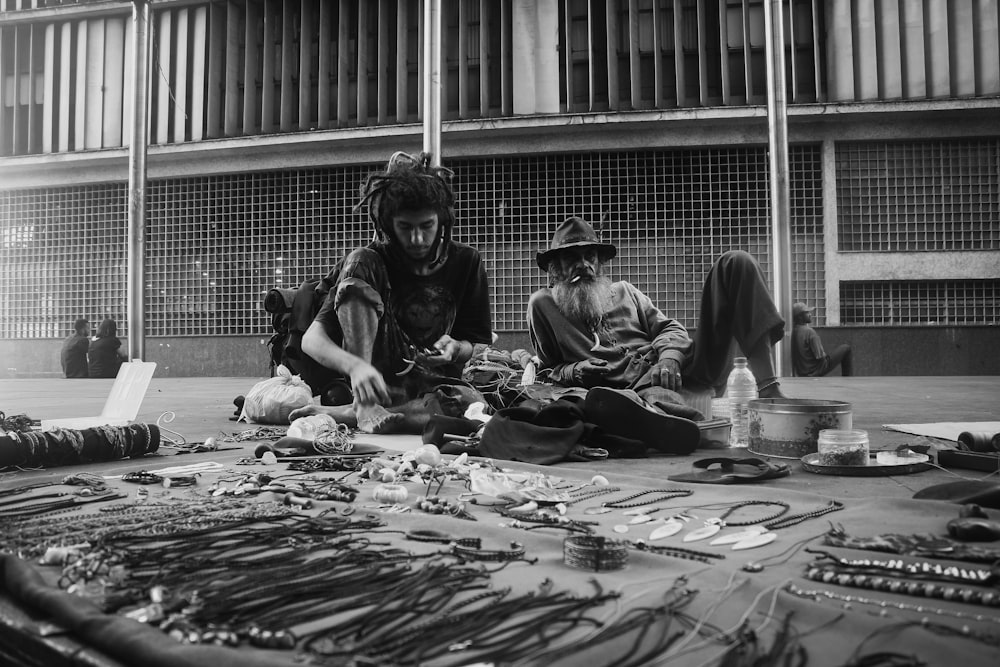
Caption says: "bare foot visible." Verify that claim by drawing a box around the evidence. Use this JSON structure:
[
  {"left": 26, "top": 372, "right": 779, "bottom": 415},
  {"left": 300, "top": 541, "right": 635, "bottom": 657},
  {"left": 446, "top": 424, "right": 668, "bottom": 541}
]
[{"left": 356, "top": 404, "right": 406, "bottom": 434}]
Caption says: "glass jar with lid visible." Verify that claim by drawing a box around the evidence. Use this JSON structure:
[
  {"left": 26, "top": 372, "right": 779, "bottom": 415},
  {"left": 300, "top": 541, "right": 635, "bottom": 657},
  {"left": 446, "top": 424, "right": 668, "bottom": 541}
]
[{"left": 817, "top": 429, "right": 869, "bottom": 466}]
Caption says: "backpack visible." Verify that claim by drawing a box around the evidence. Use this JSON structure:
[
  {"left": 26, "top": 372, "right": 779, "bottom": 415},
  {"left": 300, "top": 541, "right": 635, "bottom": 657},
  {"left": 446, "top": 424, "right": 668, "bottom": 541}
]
[{"left": 263, "top": 279, "right": 322, "bottom": 377}]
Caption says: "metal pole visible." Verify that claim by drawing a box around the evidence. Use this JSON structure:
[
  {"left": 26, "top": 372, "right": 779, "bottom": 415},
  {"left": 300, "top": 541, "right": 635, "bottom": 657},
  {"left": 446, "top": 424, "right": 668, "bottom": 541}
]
[
  {"left": 764, "top": 0, "right": 793, "bottom": 376},
  {"left": 127, "top": 0, "right": 151, "bottom": 361},
  {"left": 422, "top": 0, "right": 442, "bottom": 166}
]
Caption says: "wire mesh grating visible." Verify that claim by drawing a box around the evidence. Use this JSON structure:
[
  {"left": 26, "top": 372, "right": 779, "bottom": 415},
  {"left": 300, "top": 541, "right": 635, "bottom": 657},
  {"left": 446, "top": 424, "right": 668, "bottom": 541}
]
[{"left": 1, "top": 145, "right": 826, "bottom": 339}]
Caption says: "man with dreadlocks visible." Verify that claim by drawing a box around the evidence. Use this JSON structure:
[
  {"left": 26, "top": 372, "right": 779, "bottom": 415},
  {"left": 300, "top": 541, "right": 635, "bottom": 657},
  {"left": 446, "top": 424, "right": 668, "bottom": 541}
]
[{"left": 284, "top": 152, "right": 492, "bottom": 433}]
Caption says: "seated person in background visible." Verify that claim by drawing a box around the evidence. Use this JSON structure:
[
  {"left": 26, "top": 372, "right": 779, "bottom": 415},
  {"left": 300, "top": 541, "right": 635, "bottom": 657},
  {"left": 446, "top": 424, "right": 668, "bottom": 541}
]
[
  {"left": 60, "top": 317, "right": 90, "bottom": 378},
  {"left": 88, "top": 318, "right": 125, "bottom": 378},
  {"left": 527, "top": 217, "right": 787, "bottom": 424},
  {"left": 792, "top": 302, "right": 853, "bottom": 377},
  {"left": 286, "top": 152, "right": 493, "bottom": 433}
]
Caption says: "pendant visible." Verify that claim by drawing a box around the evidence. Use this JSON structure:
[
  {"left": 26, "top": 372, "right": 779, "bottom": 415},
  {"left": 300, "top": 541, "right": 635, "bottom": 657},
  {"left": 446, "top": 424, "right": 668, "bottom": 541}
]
[
  {"left": 613, "top": 524, "right": 629, "bottom": 534},
  {"left": 628, "top": 514, "right": 654, "bottom": 525},
  {"left": 584, "top": 506, "right": 612, "bottom": 515},
  {"left": 731, "top": 531, "right": 777, "bottom": 551},
  {"left": 649, "top": 520, "right": 685, "bottom": 541},
  {"left": 683, "top": 520, "right": 722, "bottom": 543},
  {"left": 709, "top": 526, "right": 767, "bottom": 546}
]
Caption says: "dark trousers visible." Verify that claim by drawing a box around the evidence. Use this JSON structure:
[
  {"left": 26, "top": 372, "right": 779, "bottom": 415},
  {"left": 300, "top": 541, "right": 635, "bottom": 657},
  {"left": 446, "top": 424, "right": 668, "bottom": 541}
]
[
  {"left": 820, "top": 344, "right": 853, "bottom": 377},
  {"left": 682, "top": 250, "right": 785, "bottom": 388}
]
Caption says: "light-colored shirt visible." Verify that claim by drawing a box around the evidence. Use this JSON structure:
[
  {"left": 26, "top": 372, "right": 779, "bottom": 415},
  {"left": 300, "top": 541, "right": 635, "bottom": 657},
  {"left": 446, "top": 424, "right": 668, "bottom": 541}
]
[{"left": 527, "top": 281, "right": 692, "bottom": 387}]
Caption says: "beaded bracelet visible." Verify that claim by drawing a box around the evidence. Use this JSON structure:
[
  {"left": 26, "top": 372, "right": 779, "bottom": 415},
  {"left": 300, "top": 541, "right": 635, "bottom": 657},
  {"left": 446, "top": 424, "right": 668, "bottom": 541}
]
[
  {"left": 452, "top": 539, "right": 531, "bottom": 562},
  {"left": 804, "top": 565, "right": 1000, "bottom": 607},
  {"left": 563, "top": 535, "right": 630, "bottom": 572},
  {"left": 404, "top": 529, "right": 478, "bottom": 547}
]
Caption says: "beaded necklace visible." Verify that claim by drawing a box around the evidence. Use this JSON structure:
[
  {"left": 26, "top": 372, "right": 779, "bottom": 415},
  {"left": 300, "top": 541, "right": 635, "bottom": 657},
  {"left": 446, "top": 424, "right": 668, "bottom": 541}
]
[
  {"left": 602, "top": 488, "right": 693, "bottom": 509},
  {"left": 717, "top": 499, "right": 790, "bottom": 526},
  {"left": 764, "top": 499, "right": 843, "bottom": 529},
  {"left": 567, "top": 485, "right": 622, "bottom": 504}
]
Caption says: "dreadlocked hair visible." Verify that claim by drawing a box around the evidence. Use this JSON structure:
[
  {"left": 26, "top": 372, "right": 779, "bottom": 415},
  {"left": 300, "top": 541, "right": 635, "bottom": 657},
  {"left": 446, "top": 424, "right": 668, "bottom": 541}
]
[{"left": 356, "top": 151, "right": 456, "bottom": 243}]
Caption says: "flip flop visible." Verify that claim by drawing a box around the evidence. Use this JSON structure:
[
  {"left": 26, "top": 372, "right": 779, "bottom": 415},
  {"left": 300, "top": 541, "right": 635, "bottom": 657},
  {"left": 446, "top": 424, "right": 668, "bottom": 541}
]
[{"left": 667, "top": 457, "right": 790, "bottom": 484}]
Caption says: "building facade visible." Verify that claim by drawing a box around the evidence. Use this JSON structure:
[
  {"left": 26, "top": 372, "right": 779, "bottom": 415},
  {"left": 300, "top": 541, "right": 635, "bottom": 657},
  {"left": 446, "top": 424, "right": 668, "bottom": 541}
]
[{"left": 1, "top": 0, "right": 998, "bottom": 378}]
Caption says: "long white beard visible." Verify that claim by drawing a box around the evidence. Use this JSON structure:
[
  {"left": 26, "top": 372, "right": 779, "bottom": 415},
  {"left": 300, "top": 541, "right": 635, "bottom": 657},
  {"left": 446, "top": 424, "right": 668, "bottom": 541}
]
[{"left": 552, "top": 275, "right": 612, "bottom": 331}]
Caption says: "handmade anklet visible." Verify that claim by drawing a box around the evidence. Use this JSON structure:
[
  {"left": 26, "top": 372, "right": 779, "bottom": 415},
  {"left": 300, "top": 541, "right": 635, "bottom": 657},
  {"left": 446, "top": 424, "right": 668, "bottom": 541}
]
[
  {"left": 764, "top": 500, "right": 843, "bottom": 529},
  {"left": 630, "top": 539, "right": 724, "bottom": 563}
]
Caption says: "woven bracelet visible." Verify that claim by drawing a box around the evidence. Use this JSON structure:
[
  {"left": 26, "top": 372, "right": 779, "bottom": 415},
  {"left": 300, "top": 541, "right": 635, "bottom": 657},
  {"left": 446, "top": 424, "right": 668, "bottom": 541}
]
[{"left": 563, "top": 535, "right": 629, "bottom": 572}]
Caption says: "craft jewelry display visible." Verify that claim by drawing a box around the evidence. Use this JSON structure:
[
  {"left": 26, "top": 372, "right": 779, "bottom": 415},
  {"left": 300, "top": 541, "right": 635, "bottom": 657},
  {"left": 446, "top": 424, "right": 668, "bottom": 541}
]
[{"left": 563, "top": 535, "right": 630, "bottom": 571}]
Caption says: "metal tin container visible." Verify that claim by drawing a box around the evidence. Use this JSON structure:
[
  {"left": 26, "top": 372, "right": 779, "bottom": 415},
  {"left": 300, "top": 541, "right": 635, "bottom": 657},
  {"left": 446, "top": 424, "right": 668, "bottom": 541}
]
[{"left": 747, "top": 399, "right": 853, "bottom": 459}]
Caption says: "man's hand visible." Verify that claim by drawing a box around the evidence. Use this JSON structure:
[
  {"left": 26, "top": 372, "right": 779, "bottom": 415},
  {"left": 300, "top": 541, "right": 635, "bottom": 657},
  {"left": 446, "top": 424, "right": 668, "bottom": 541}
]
[
  {"left": 418, "top": 335, "right": 468, "bottom": 367},
  {"left": 349, "top": 361, "right": 390, "bottom": 406},
  {"left": 572, "top": 358, "right": 611, "bottom": 387},
  {"left": 649, "top": 358, "right": 683, "bottom": 391}
]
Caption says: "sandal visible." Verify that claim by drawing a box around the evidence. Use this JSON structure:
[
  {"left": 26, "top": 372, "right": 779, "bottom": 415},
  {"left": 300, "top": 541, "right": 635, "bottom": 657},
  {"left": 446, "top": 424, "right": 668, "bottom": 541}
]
[{"left": 667, "top": 457, "right": 790, "bottom": 484}]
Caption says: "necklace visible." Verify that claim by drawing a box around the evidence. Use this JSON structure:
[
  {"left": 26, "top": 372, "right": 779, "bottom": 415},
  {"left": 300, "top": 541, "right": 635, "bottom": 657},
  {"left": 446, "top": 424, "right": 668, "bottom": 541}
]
[
  {"left": 718, "top": 500, "right": 790, "bottom": 526},
  {"left": 764, "top": 500, "right": 843, "bottom": 530},
  {"left": 602, "top": 489, "right": 693, "bottom": 509},
  {"left": 567, "top": 485, "right": 622, "bottom": 504}
]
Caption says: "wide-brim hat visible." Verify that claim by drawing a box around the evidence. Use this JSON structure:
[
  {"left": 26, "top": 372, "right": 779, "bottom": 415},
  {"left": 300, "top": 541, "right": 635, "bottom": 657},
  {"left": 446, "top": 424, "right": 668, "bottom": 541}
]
[
  {"left": 536, "top": 217, "right": 617, "bottom": 271},
  {"left": 792, "top": 302, "right": 815, "bottom": 317}
]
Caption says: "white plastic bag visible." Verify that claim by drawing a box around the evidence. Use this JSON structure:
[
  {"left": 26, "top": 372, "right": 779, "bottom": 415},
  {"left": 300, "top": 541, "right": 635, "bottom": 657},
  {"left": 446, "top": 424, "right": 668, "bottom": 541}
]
[{"left": 239, "top": 365, "right": 313, "bottom": 424}]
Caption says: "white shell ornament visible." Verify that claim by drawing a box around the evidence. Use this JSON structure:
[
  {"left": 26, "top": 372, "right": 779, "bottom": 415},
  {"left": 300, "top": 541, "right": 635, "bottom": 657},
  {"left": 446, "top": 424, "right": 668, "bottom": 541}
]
[
  {"left": 731, "top": 531, "right": 777, "bottom": 551},
  {"left": 648, "top": 520, "right": 685, "bottom": 541},
  {"left": 683, "top": 522, "right": 722, "bottom": 543},
  {"left": 709, "top": 526, "right": 767, "bottom": 546}
]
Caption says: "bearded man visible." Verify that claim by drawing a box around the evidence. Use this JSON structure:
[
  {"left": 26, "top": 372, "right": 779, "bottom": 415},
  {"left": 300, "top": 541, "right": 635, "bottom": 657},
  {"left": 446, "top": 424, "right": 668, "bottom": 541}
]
[{"left": 526, "top": 217, "right": 787, "bottom": 452}]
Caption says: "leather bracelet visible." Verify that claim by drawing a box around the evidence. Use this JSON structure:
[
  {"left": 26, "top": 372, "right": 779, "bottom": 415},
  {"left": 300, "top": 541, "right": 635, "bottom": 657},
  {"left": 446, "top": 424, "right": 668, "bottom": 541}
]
[
  {"left": 563, "top": 535, "right": 629, "bottom": 572},
  {"left": 452, "top": 539, "right": 529, "bottom": 562},
  {"left": 405, "top": 529, "right": 478, "bottom": 547}
]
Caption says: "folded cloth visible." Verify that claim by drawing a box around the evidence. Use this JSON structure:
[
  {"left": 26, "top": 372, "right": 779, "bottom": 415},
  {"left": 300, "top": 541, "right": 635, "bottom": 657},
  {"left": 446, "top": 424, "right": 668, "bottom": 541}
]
[{"left": 477, "top": 400, "right": 587, "bottom": 465}]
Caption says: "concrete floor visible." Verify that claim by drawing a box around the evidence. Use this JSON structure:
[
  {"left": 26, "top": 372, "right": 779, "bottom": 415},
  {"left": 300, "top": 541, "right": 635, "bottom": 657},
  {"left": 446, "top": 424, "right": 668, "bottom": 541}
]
[{"left": 2, "top": 375, "right": 998, "bottom": 500}]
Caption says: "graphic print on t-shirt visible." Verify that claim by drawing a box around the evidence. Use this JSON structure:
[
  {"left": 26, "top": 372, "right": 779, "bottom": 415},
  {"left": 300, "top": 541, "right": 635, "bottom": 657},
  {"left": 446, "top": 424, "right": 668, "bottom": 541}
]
[{"left": 395, "top": 284, "right": 456, "bottom": 349}]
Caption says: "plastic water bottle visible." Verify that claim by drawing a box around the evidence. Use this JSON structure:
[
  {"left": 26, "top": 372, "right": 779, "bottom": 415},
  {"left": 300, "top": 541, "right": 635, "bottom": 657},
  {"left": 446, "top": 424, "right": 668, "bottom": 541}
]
[{"left": 726, "top": 357, "right": 758, "bottom": 448}]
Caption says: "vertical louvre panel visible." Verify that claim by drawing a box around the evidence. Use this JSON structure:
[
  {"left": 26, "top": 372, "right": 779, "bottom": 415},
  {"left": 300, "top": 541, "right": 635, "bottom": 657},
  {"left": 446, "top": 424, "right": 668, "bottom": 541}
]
[
  {"left": 811, "top": 0, "right": 823, "bottom": 101},
  {"left": 853, "top": 0, "right": 878, "bottom": 100},
  {"left": 205, "top": 2, "right": 224, "bottom": 138},
  {"left": 243, "top": 0, "right": 260, "bottom": 135},
  {"left": 501, "top": 0, "right": 511, "bottom": 115},
  {"left": 627, "top": 0, "right": 640, "bottom": 109},
  {"left": 154, "top": 11, "right": 171, "bottom": 144},
  {"left": 696, "top": 0, "right": 708, "bottom": 106},
  {"left": 948, "top": 0, "right": 976, "bottom": 96},
  {"left": 189, "top": 6, "right": 206, "bottom": 141},
  {"left": 318, "top": 0, "right": 331, "bottom": 128},
  {"left": 718, "top": 0, "right": 729, "bottom": 104},
  {"left": 673, "top": 0, "right": 685, "bottom": 105},
  {"left": 224, "top": 2, "right": 243, "bottom": 136},
  {"left": 172, "top": 10, "right": 187, "bottom": 143},
  {"left": 299, "top": 0, "right": 315, "bottom": 130},
  {"left": 397, "top": 0, "right": 409, "bottom": 122},
  {"left": 58, "top": 21, "right": 71, "bottom": 152},
  {"left": 42, "top": 22, "right": 53, "bottom": 153},
  {"left": 973, "top": 0, "right": 1000, "bottom": 95},
  {"left": 102, "top": 18, "right": 124, "bottom": 147},
  {"left": 827, "top": 0, "right": 853, "bottom": 101},
  {"left": 261, "top": 0, "right": 276, "bottom": 133},
  {"left": 73, "top": 21, "right": 86, "bottom": 150},
  {"left": 875, "top": 0, "right": 902, "bottom": 99},
  {"left": 279, "top": 0, "right": 295, "bottom": 131},
  {"left": 84, "top": 19, "right": 104, "bottom": 149},
  {"left": 377, "top": 0, "right": 390, "bottom": 124},
  {"left": 336, "top": 0, "right": 350, "bottom": 127},
  {"left": 479, "top": 0, "right": 488, "bottom": 116},
  {"left": 741, "top": 0, "right": 752, "bottom": 102},
  {"left": 606, "top": 0, "right": 618, "bottom": 109},
  {"left": 458, "top": 0, "right": 468, "bottom": 119},
  {"left": 357, "top": 0, "right": 369, "bottom": 125},
  {"left": 122, "top": 16, "right": 133, "bottom": 147},
  {"left": 924, "top": 0, "right": 950, "bottom": 97},
  {"left": 899, "top": 0, "right": 925, "bottom": 98}
]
